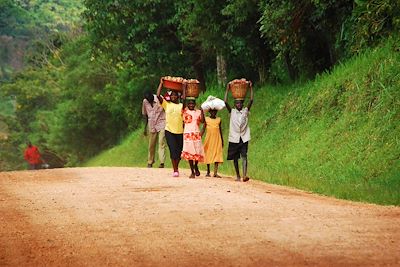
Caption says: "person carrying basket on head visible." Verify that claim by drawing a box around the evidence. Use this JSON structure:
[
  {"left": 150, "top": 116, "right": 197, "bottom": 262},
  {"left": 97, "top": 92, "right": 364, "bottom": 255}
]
[
  {"left": 156, "top": 77, "right": 186, "bottom": 177},
  {"left": 224, "top": 80, "right": 254, "bottom": 182}
]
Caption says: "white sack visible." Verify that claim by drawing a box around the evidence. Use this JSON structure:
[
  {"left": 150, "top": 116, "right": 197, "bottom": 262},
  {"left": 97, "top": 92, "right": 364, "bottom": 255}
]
[{"left": 201, "top": 95, "right": 225, "bottom": 111}]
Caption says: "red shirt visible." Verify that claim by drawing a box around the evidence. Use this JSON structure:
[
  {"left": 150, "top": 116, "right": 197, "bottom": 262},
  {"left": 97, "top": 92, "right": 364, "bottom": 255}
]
[{"left": 24, "top": 146, "right": 41, "bottom": 164}]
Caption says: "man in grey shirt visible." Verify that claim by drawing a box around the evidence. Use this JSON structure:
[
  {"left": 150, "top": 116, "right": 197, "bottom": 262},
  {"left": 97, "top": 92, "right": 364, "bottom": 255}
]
[{"left": 224, "top": 82, "right": 254, "bottom": 182}]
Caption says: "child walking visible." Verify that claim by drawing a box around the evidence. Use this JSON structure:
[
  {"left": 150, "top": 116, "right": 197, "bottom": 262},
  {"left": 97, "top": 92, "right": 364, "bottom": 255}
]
[
  {"left": 181, "top": 98, "right": 205, "bottom": 178},
  {"left": 224, "top": 81, "right": 254, "bottom": 182},
  {"left": 203, "top": 109, "right": 224, "bottom": 177}
]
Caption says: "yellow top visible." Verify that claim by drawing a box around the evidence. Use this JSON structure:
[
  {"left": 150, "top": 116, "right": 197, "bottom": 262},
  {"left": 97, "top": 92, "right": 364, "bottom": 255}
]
[
  {"left": 162, "top": 101, "right": 184, "bottom": 134},
  {"left": 203, "top": 117, "right": 224, "bottom": 164}
]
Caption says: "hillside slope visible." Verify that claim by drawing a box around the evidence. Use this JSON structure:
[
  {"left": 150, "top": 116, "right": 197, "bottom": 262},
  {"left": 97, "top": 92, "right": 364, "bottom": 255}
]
[{"left": 86, "top": 38, "right": 400, "bottom": 205}]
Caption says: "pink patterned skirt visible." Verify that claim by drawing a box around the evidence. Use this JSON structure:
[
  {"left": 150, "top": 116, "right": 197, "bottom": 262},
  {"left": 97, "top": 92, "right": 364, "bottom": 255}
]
[{"left": 181, "top": 132, "right": 205, "bottom": 162}]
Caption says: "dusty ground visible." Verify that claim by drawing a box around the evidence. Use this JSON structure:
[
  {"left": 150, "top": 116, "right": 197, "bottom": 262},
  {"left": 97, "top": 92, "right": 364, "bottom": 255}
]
[{"left": 0, "top": 167, "right": 399, "bottom": 267}]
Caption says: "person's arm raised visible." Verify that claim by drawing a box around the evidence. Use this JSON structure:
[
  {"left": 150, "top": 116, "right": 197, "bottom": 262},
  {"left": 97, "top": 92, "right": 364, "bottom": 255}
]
[
  {"left": 247, "top": 81, "right": 254, "bottom": 111},
  {"left": 181, "top": 81, "right": 187, "bottom": 110},
  {"left": 156, "top": 77, "right": 164, "bottom": 104},
  {"left": 224, "top": 83, "right": 232, "bottom": 113}
]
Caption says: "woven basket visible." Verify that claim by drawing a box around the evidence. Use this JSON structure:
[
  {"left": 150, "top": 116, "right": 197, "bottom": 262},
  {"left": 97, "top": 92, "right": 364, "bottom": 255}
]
[
  {"left": 163, "top": 79, "right": 183, "bottom": 92},
  {"left": 186, "top": 82, "right": 200, "bottom": 98},
  {"left": 230, "top": 82, "right": 248, "bottom": 100}
]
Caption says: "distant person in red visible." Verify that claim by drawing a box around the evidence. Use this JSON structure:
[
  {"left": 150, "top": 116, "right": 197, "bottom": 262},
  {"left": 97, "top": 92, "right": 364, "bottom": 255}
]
[{"left": 24, "top": 141, "right": 42, "bottom": 170}]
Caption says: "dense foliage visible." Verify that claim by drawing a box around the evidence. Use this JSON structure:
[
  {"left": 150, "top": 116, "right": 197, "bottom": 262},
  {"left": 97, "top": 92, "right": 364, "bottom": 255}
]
[
  {"left": 1, "top": 0, "right": 83, "bottom": 35},
  {"left": 0, "top": 0, "right": 83, "bottom": 80},
  {"left": 83, "top": 0, "right": 271, "bottom": 85},
  {"left": 1, "top": 0, "right": 399, "bottom": 171}
]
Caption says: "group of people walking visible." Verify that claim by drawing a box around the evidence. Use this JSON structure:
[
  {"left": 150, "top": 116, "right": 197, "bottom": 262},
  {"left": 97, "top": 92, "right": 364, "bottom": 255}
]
[{"left": 142, "top": 77, "right": 254, "bottom": 182}]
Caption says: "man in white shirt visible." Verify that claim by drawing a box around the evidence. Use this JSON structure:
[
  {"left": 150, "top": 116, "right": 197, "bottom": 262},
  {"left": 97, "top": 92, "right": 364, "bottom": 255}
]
[{"left": 224, "top": 82, "right": 254, "bottom": 182}]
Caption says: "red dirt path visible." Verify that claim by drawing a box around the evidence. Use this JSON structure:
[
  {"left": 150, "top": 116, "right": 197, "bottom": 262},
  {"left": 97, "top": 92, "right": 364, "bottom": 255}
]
[{"left": 1, "top": 167, "right": 399, "bottom": 267}]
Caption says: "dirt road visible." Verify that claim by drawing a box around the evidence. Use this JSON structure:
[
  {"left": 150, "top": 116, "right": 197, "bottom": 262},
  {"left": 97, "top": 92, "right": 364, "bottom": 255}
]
[{"left": 1, "top": 167, "right": 399, "bottom": 267}]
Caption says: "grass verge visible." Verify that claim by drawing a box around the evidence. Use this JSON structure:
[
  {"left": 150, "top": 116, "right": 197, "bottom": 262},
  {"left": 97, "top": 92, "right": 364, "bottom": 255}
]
[{"left": 86, "top": 37, "right": 400, "bottom": 205}]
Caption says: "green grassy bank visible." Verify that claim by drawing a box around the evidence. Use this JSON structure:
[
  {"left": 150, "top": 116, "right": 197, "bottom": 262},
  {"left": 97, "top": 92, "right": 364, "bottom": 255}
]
[{"left": 86, "top": 38, "right": 400, "bottom": 205}]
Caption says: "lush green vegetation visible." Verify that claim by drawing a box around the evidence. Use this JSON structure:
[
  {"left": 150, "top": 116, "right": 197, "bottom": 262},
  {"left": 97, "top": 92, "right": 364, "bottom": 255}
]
[
  {"left": 0, "top": 0, "right": 83, "bottom": 80},
  {"left": 0, "top": 1, "right": 399, "bottom": 205},
  {"left": 87, "top": 38, "right": 400, "bottom": 205},
  {"left": 0, "top": 0, "right": 85, "bottom": 169},
  {"left": 0, "top": 96, "right": 14, "bottom": 116},
  {"left": 0, "top": 96, "right": 13, "bottom": 137},
  {"left": 249, "top": 39, "right": 400, "bottom": 205}
]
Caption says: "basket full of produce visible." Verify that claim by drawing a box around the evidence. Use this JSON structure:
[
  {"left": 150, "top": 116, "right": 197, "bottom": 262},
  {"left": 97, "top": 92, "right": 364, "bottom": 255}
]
[
  {"left": 162, "top": 76, "right": 186, "bottom": 92},
  {"left": 185, "top": 79, "right": 200, "bottom": 98},
  {"left": 229, "top": 78, "right": 249, "bottom": 100}
]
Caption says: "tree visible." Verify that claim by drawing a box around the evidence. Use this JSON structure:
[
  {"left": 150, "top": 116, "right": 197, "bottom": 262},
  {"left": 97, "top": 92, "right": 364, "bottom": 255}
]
[
  {"left": 345, "top": 0, "right": 400, "bottom": 53},
  {"left": 84, "top": 0, "right": 190, "bottom": 77},
  {"left": 83, "top": 0, "right": 272, "bottom": 87},
  {"left": 259, "top": 0, "right": 353, "bottom": 80},
  {"left": 221, "top": 0, "right": 272, "bottom": 83}
]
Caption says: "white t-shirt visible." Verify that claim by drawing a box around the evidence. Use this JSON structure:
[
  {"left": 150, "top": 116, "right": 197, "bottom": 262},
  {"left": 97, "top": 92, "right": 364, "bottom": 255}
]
[{"left": 228, "top": 107, "right": 250, "bottom": 143}]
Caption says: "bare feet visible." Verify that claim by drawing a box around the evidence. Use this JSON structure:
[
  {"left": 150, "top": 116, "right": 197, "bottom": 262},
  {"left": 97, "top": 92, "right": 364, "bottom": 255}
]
[
  {"left": 205, "top": 173, "right": 211, "bottom": 177},
  {"left": 189, "top": 173, "right": 195, "bottom": 179},
  {"left": 235, "top": 177, "right": 241, "bottom": 182},
  {"left": 213, "top": 174, "right": 222, "bottom": 178}
]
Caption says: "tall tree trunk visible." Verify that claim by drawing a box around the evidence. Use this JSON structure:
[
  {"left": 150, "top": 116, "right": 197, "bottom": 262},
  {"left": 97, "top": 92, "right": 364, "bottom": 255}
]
[
  {"left": 192, "top": 47, "right": 206, "bottom": 92},
  {"left": 256, "top": 38, "right": 273, "bottom": 85},
  {"left": 258, "top": 62, "right": 266, "bottom": 85},
  {"left": 216, "top": 52, "right": 227, "bottom": 86}
]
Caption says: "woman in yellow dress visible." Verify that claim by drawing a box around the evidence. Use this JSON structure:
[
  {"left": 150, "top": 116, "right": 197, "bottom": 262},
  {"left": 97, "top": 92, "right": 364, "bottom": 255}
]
[{"left": 202, "top": 109, "right": 224, "bottom": 177}]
